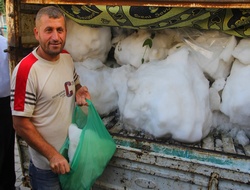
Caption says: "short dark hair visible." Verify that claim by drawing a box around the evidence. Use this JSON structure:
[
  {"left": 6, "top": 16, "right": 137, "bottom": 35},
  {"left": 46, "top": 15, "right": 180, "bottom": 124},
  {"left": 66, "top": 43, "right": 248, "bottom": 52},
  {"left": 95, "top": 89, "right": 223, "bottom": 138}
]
[{"left": 35, "top": 6, "right": 65, "bottom": 25}]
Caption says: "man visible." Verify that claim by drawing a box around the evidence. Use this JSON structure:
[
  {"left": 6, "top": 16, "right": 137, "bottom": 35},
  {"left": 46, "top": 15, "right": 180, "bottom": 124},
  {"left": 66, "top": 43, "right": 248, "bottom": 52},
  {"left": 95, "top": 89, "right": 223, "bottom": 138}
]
[
  {"left": 0, "top": 30, "right": 16, "bottom": 190},
  {"left": 11, "top": 6, "right": 90, "bottom": 189}
]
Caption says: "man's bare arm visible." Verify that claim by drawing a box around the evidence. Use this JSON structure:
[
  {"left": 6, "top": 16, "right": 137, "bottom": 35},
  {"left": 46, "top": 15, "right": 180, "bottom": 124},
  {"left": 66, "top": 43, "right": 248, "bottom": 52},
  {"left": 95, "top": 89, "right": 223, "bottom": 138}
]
[{"left": 13, "top": 116, "right": 70, "bottom": 174}]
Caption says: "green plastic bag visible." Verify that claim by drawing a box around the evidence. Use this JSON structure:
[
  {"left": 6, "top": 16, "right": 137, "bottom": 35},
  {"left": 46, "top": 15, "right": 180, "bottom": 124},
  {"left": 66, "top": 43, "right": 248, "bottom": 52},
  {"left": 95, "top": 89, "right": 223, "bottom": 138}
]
[{"left": 59, "top": 99, "right": 117, "bottom": 190}]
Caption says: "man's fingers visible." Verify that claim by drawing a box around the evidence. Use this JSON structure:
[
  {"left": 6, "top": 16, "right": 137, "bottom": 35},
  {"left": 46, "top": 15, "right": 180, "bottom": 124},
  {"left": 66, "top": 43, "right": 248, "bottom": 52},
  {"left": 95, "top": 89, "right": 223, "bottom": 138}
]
[
  {"left": 49, "top": 155, "right": 70, "bottom": 174},
  {"left": 60, "top": 165, "right": 66, "bottom": 174},
  {"left": 82, "top": 86, "right": 88, "bottom": 91},
  {"left": 51, "top": 163, "right": 69, "bottom": 174},
  {"left": 50, "top": 163, "right": 59, "bottom": 173},
  {"left": 60, "top": 163, "right": 70, "bottom": 174},
  {"left": 76, "top": 86, "right": 91, "bottom": 105}
]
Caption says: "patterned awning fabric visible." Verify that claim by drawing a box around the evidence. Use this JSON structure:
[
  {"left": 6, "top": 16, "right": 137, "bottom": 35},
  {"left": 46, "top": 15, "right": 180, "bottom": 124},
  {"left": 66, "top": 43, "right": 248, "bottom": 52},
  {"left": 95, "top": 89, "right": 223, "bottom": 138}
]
[{"left": 58, "top": 5, "right": 250, "bottom": 38}]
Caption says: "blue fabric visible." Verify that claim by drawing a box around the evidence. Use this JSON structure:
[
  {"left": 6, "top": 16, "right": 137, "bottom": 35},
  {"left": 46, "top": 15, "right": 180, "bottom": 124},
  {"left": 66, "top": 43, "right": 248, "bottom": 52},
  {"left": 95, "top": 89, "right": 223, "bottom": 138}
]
[
  {"left": 29, "top": 161, "right": 61, "bottom": 190},
  {"left": 0, "top": 35, "right": 10, "bottom": 97}
]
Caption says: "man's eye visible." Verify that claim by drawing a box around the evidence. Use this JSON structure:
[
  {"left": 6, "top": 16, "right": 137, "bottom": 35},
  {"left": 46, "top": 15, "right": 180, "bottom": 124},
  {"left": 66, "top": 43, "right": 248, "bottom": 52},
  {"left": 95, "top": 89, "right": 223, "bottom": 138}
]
[
  {"left": 46, "top": 28, "right": 53, "bottom": 32},
  {"left": 57, "top": 28, "right": 64, "bottom": 33}
]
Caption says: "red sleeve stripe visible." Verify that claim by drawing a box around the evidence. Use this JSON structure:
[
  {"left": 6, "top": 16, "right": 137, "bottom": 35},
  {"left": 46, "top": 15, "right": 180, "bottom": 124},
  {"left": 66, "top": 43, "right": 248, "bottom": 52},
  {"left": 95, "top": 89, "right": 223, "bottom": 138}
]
[
  {"left": 61, "top": 49, "right": 69, "bottom": 54},
  {"left": 14, "top": 53, "right": 37, "bottom": 111}
]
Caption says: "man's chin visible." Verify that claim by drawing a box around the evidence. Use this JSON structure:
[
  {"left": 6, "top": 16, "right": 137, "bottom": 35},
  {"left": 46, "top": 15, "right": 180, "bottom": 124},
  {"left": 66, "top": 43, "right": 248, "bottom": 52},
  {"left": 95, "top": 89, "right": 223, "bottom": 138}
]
[
  {"left": 48, "top": 48, "right": 62, "bottom": 56},
  {"left": 50, "top": 44, "right": 62, "bottom": 50}
]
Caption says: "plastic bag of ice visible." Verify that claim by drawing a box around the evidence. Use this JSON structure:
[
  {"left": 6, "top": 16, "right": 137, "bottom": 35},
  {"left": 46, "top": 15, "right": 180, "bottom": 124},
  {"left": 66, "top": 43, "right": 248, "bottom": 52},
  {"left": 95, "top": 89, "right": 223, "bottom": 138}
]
[
  {"left": 209, "top": 78, "right": 226, "bottom": 111},
  {"left": 65, "top": 18, "right": 112, "bottom": 63},
  {"left": 221, "top": 60, "right": 250, "bottom": 126},
  {"left": 68, "top": 123, "right": 82, "bottom": 164},
  {"left": 185, "top": 30, "right": 236, "bottom": 80},
  {"left": 74, "top": 59, "right": 118, "bottom": 116},
  {"left": 120, "top": 47, "right": 212, "bottom": 143},
  {"left": 114, "top": 29, "right": 180, "bottom": 68},
  {"left": 111, "top": 65, "right": 136, "bottom": 114},
  {"left": 232, "top": 38, "right": 250, "bottom": 65}
]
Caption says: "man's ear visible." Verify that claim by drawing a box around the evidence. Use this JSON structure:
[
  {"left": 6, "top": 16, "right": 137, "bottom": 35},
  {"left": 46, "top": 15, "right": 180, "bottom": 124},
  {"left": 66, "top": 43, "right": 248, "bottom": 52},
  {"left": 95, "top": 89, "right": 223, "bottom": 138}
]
[{"left": 34, "top": 27, "right": 39, "bottom": 41}]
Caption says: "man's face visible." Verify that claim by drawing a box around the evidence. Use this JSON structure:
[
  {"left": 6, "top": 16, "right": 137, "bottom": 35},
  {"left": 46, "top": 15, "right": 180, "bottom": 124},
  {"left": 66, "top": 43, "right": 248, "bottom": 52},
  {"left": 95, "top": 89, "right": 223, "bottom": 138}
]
[{"left": 34, "top": 15, "right": 66, "bottom": 61}]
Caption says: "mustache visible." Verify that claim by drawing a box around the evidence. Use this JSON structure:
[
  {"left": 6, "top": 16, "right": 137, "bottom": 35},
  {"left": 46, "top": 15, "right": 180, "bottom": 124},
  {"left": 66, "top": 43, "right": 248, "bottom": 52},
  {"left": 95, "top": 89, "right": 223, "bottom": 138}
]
[{"left": 49, "top": 40, "right": 62, "bottom": 45}]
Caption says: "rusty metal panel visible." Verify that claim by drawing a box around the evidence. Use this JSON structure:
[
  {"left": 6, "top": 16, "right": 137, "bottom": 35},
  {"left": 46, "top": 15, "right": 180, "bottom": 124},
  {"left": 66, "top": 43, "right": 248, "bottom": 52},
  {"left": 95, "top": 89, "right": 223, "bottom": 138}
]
[
  {"left": 20, "top": 13, "right": 36, "bottom": 45},
  {"left": 111, "top": 136, "right": 250, "bottom": 176},
  {"left": 94, "top": 145, "right": 250, "bottom": 189},
  {"left": 20, "top": 0, "right": 250, "bottom": 8},
  {"left": 5, "top": 1, "right": 41, "bottom": 69},
  {"left": 6, "top": 0, "right": 20, "bottom": 71},
  {"left": 20, "top": 4, "right": 42, "bottom": 47},
  {"left": 94, "top": 163, "right": 211, "bottom": 189},
  {"left": 6, "top": 0, "right": 19, "bottom": 47}
]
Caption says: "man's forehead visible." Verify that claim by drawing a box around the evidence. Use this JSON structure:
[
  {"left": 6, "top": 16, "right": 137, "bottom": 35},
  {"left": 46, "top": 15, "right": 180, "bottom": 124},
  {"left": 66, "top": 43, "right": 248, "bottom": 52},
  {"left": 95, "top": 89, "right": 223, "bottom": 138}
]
[
  {"left": 38, "top": 15, "right": 65, "bottom": 27},
  {"left": 40, "top": 14, "right": 64, "bottom": 21}
]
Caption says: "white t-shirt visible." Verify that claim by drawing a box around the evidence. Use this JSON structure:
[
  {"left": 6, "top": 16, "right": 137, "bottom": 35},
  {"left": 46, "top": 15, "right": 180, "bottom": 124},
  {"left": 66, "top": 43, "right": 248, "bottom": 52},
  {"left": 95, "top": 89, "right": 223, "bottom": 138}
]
[
  {"left": 11, "top": 47, "right": 80, "bottom": 169},
  {"left": 0, "top": 35, "right": 10, "bottom": 98}
]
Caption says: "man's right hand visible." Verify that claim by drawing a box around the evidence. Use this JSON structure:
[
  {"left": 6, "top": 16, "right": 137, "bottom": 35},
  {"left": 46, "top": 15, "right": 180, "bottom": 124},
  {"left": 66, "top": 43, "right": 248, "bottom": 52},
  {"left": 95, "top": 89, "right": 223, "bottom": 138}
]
[{"left": 49, "top": 153, "right": 70, "bottom": 174}]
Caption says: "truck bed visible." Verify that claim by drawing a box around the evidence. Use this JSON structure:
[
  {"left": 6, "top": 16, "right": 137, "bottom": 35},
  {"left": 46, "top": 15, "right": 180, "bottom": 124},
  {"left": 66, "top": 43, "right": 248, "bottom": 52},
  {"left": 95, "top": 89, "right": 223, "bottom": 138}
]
[{"left": 11, "top": 1, "right": 250, "bottom": 189}]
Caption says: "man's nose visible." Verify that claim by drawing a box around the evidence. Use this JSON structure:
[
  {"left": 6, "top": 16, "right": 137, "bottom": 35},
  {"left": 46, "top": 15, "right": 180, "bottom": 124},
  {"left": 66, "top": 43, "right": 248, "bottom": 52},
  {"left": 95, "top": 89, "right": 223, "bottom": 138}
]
[{"left": 51, "top": 30, "right": 59, "bottom": 40}]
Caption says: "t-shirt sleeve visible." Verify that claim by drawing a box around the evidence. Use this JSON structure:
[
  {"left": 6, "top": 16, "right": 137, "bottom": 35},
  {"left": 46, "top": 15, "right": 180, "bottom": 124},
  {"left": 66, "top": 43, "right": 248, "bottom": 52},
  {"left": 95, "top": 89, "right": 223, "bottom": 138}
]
[{"left": 10, "top": 54, "right": 37, "bottom": 117}]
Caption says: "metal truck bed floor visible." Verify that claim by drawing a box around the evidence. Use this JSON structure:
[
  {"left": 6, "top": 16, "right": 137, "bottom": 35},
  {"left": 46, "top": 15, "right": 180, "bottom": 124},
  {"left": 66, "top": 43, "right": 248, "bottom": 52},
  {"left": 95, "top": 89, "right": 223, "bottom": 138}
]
[{"left": 93, "top": 111, "right": 250, "bottom": 189}]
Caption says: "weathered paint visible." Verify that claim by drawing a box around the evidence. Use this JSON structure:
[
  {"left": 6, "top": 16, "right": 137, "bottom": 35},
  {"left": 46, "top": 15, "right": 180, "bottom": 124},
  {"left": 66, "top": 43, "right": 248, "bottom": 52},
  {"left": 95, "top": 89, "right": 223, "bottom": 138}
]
[
  {"left": 94, "top": 146, "right": 250, "bottom": 189},
  {"left": 6, "top": 0, "right": 20, "bottom": 71},
  {"left": 20, "top": 0, "right": 250, "bottom": 8},
  {"left": 113, "top": 136, "right": 250, "bottom": 175}
]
